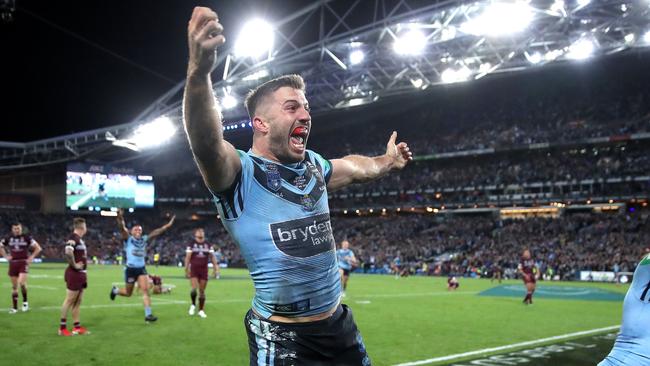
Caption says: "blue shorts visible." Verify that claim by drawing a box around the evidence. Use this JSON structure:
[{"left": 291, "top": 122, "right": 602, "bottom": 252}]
[
  {"left": 599, "top": 348, "right": 650, "bottom": 366},
  {"left": 124, "top": 266, "right": 147, "bottom": 284},
  {"left": 245, "top": 304, "right": 371, "bottom": 366}
]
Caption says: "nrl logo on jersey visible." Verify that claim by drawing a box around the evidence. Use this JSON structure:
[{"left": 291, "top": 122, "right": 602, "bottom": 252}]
[{"left": 265, "top": 163, "right": 282, "bottom": 192}]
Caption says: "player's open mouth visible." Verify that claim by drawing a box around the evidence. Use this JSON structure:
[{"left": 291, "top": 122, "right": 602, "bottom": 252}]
[{"left": 289, "top": 126, "right": 308, "bottom": 152}]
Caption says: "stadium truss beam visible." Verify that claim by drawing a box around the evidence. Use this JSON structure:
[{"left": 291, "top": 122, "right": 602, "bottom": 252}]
[{"left": 2, "top": 0, "right": 650, "bottom": 169}]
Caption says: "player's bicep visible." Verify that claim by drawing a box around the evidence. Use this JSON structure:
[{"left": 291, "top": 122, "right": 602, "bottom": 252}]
[
  {"left": 64, "top": 241, "right": 75, "bottom": 256},
  {"left": 328, "top": 158, "right": 357, "bottom": 191},
  {"left": 195, "top": 141, "right": 242, "bottom": 193}
]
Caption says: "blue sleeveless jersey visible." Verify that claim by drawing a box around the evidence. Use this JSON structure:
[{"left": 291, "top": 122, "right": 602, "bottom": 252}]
[
  {"left": 213, "top": 149, "right": 340, "bottom": 318},
  {"left": 337, "top": 249, "right": 355, "bottom": 270},
  {"left": 600, "top": 253, "right": 650, "bottom": 365},
  {"left": 124, "top": 235, "right": 148, "bottom": 268}
]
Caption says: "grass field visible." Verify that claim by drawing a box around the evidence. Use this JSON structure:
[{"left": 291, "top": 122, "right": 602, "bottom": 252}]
[{"left": 0, "top": 263, "right": 626, "bottom": 366}]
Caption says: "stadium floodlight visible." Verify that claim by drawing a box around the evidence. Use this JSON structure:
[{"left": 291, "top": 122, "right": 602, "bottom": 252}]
[
  {"left": 410, "top": 78, "right": 424, "bottom": 88},
  {"left": 566, "top": 38, "right": 595, "bottom": 60},
  {"left": 130, "top": 116, "right": 177, "bottom": 149},
  {"left": 544, "top": 49, "right": 564, "bottom": 61},
  {"left": 524, "top": 51, "right": 543, "bottom": 64},
  {"left": 440, "top": 66, "right": 471, "bottom": 83},
  {"left": 624, "top": 33, "right": 635, "bottom": 44},
  {"left": 440, "top": 26, "right": 456, "bottom": 41},
  {"left": 234, "top": 18, "right": 274, "bottom": 59},
  {"left": 221, "top": 93, "right": 238, "bottom": 110},
  {"left": 576, "top": 0, "right": 590, "bottom": 7},
  {"left": 242, "top": 69, "right": 270, "bottom": 81},
  {"left": 393, "top": 29, "right": 427, "bottom": 55},
  {"left": 349, "top": 49, "right": 365, "bottom": 65},
  {"left": 644, "top": 30, "right": 650, "bottom": 43},
  {"left": 460, "top": 2, "right": 533, "bottom": 37}
]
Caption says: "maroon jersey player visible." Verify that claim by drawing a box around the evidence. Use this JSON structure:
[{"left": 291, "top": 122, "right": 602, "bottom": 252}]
[
  {"left": 0, "top": 222, "right": 41, "bottom": 313},
  {"left": 518, "top": 249, "right": 538, "bottom": 305},
  {"left": 58, "top": 217, "right": 89, "bottom": 336},
  {"left": 184, "top": 228, "right": 219, "bottom": 318}
]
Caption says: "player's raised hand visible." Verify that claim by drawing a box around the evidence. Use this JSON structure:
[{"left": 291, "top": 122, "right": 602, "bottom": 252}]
[
  {"left": 187, "top": 7, "right": 225, "bottom": 77},
  {"left": 385, "top": 131, "right": 413, "bottom": 170}
]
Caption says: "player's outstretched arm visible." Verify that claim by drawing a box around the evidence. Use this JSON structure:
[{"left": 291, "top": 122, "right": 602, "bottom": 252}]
[
  {"left": 116, "top": 209, "right": 129, "bottom": 241},
  {"left": 149, "top": 215, "right": 175, "bottom": 241},
  {"left": 183, "top": 6, "right": 241, "bottom": 193},
  {"left": 328, "top": 131, "right": 412, "bottom": 191}
]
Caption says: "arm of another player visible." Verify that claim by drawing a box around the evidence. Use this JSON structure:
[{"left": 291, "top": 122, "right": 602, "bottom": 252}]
[
  {"left": 184, "top": 249, "right": 192, "bottom": 278},
  {"left": 64, "top": 241, "right": 83, "bottom": 270},
  {"left": 116, "top": 209, "right": 129, "bottom": 241},
  {"left": 148, "top": 214, "right": 176, "bottom": 241},
  {"left": 27, "top": 239, "right": 42, "bottom": 264},
  {"left": 328, "top": 131, "right": 412, "bottom": 191},
  {"left": 183, "top": 6, "right": 241, "bottom": 193}
]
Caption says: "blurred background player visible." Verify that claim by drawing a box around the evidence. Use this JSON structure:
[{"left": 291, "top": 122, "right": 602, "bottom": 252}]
[
  {"left": 109, "top": 209, "right": 175, "bottom": 323},
  {"left": 447, "top": 275, "right": 460, "bottom": 291},
  {"left": 0, "top": 222, "right": 41, "bottom": 313},
  {"left": 599, "top": 247, "right": 650, "bottom": 365},
  {"left": 518, "top": 249, "right": 538, "bottom": 305},
  {"left": 59, "top": 217, "right": 89, "bottom": 336},
  {"left": 135, "top": 275, "right": 171, "bottom": 295},
  {"left": 184, "top": 228, "right": 219, "bottom": 318},
  {"left": 491, "top": 261, "right": 503, "bottom": 284},
  {"left": 336, "top": 240, "right": 358, "bottom": 297},
  {"left": 153, "top": 251, "right": 160, "bottom": 267}
]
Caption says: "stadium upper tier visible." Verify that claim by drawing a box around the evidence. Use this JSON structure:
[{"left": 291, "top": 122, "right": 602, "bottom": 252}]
[{"left": 1, "top": 0, "right": 649, "bottom": 169}]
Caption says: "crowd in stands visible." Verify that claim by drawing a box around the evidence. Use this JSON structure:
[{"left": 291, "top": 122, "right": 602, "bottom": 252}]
[
  {"left": 330, "top": 212, "right": 649, "bottom": 281},
  {"left": 1, "top": 210, "right": 648, "bottom": 282}
]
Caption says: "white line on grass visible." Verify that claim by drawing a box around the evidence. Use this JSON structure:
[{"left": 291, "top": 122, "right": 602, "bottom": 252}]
[{"left": 393, "top": 325, "right": 621, "bottom": 366}]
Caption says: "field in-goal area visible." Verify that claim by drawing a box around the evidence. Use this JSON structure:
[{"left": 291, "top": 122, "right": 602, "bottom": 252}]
[{"left": 0, "top": 263, "right": 625, "bottom": 366}]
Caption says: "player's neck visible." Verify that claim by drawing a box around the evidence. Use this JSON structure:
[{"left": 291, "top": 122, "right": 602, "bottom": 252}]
[{"left": 73, "top": 229, "right": 84, "bottom": 237}]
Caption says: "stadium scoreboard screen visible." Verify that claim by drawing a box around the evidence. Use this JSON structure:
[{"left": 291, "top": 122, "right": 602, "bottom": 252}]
[{"left": 66, "top": 162, "right": 155, "bottom": 211}]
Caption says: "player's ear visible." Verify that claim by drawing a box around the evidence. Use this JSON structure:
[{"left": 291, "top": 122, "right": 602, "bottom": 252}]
[{"left": 252, "top": 116, "right": 269, "bottom": 133}]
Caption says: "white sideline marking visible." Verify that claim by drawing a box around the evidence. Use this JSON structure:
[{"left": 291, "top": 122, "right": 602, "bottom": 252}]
[{"left": 393, "top": 325, "right": 621, "bottom": 366}]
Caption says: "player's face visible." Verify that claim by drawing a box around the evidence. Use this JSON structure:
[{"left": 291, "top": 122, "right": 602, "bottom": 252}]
[
  {"left": 341, "top": 240, "right": 349, "bottom": 249},
  {"left": 11, "top": 225, "right": 21, "bottom": 236},
  {"left": 194, "top": 230, "right": 205, "bottom": 243},
  {"left": 78, "top": 223, "right": 87, "bottom": 236},
  {"left": 523, "top": 250, "right": 531, "bottom": 259},
  {"left": 264, "top": 87, "right": 311, "bottom": 163},
  {"left": 132, "top": 225, "right": 143, "bottom": 238}
]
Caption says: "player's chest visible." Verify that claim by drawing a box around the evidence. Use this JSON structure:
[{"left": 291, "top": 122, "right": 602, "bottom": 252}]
[
  {"left": 252, "top": 159, "right": 326, "bottom": 212},
  {"left": 8, "top": 238, "right": 27, "bottom": 251},
  {"left": 191, "top": 244, "right": 210, "bottom": 256}
]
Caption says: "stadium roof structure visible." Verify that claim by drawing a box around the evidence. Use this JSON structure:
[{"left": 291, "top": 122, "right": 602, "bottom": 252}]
[{"left": 1, "top": 0, "right": 649, "bottom": 170}]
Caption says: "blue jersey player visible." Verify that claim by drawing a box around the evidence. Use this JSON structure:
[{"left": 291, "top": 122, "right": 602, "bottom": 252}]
[
  {"left": 109, "top": 209, "right": 175, "bottom": 322},
  {"left": 184, "top": 7, "right": 412, "bottom": 365},
  {"left": 599, "top": 248, "right": 650, "bottom": 365},
  {"left": 337, "top": 240, "right": 358, "bottom": 297}
]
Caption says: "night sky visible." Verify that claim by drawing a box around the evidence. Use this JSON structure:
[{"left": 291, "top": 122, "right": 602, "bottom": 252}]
[{"left": 0, "top": 1, "right": 304, "bottom": 142}]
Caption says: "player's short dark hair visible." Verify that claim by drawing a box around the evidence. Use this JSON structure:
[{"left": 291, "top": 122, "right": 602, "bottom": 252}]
[
  {"left": 244, "top": 74, "right": 305, "bottom": 121},
  {"left": 11, "top": 222, "right": 21, "bottom": 227},
  {"left": 73, "top": 217, "right": 86, "bottom": 228},
  {"left": 195, "top": 227, "right": 204, "bottom": 233}
]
